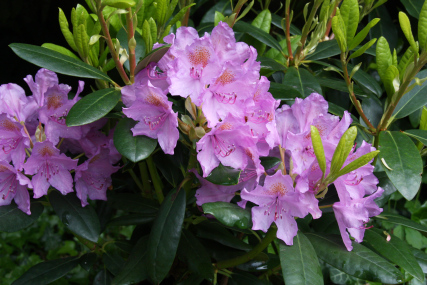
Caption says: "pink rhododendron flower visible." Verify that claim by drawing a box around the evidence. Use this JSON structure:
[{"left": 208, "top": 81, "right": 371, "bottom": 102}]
[
  {"left": 123, "top": 83, "right": 179, "bottom": 155},
  {"left": 24, "top": 141, "right": 77, "bottom": 198},
  {"left": 24, "top": 68, "right": 59, "bottom": 107},
  {"left": 0, "top": 83, "right": 36, "bottom": 122},
  {"left": 0, "top": 160, "right": 32, "bottom": 215},
  {"left": 0, "top": 114, "right": 30, "bottom": 170}
]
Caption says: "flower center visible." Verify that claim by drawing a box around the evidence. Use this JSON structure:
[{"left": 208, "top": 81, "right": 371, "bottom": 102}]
[
  {"left": 211, "top": 135, "right": 235, "bottom": 157},
  {"left": 213, "top": 91, "right": 237, "bottom": 104},
  {"left": 143, "top": 113, "right": 168, "bottom": 130}
]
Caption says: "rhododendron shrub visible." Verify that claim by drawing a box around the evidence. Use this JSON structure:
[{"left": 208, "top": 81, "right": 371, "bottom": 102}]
[{"left": 3, "top": 0, "right": 427, "bottom": 284}]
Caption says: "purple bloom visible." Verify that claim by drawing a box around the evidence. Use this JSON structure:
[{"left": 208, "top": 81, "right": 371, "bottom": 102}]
[
  {"left": 24, "top": 141, "right": 77, "bottom": 198},
  {"left": 0, "top": 83, "right": 36, "bottom": 122},
  {"left": 122, "top": 83, "right": 179, "bottom": 155},
  {"left": 333, "top": 187, "right": 384, "bottom": 251},
  {"left": 24, "top": 68, "right": 59, "bottom": 107},
  {"left": 75, "top": 148, "right": 119, "bottom": 206},
  {"left": 0, "top": 161, "right": 32, "bottom": 215},
  {"left": 0, "top": 114, "right": 30, "bottom": 170},
  {"left": 196, "top": 115, "right": 258, "bottom": 177},
  {"left": 241, "top": 171, "right": 321, "bottom": 245}
]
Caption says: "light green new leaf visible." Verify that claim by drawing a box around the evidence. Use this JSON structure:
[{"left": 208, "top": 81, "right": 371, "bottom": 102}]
[
  {"left": 384, "top": 65, "right": 400, "bottom": 98},
  {"left": 376, "top": 36, "right": 393, "bottom": 83},
  {"left": 102, "top": 0, "right": 136, "bottom": 9},
  {"left": 404, "top": 129, "right": 427, "bottom": 145},
  {"left": 332, "top": 16, "right": 347, "bottom": 52},
  {"left": 398, "top": 47, "right": 415, "bottom": 80},
  {"left": 203, "top": 202, "right": 251, "bottom": 229},
  {"left": 418, "top": 0, "right": 427, "bottom": 50},
  {"left": 348, "top": 18, "right": 380, "bottom": 50},
  {"left": 337, "top": 150, "right": 379, "bottom": 177},
  {"left": 399, "top": 12, "right": 418, "bottom": 53},
  {"left": 311, "top": 126, "right": 326, "bottom": 177},
  {"left": 349, "top": 38, "right": 377, "bottom": 60},
  {"left": 214, "top": 11, "right": 225, "bottom": 26},
  {"left": 340, "top": 0, "right": 359, "bottom": 44},
  {"left": 58, "top": 8, "right": 77, "bottom": 51},
  {"left": 41, "top": 43, "right": 80, "bottom": 60},
  {"left": 330, "top": 126, "right": 357, "bottom": 177}
]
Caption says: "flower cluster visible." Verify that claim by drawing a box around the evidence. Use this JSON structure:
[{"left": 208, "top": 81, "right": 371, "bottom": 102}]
[
  {"left": 0, "top": 69, "right": 119, "bottom": 214},
  {"left": 122, "top": 22, "right": 384, "bottom": 251}
]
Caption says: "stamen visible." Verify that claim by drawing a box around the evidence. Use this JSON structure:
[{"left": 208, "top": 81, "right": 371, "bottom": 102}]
[
  {"left": 213, "top": 91, "right": 237, "bottom": 104},
  {"left": 211, "top": 135, "right": 235, "bottom": 157},
  {"left": 143, "top": 112, "right": 168, "bottom": 130}
]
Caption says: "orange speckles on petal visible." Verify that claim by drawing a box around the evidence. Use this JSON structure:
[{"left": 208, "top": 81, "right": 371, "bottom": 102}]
[
  {"left": 0, "top": 119, "right": 20, "bottom": 131},
  {"left": 89, "top": 154, "right": 101, "bottom": 164},
  {"left": 0, "top": 165, "right": 9, "bottom": 172},
  {"left": 145, "top": 92, "right": 167, "bottom": 108},
  {"left": 47, "top": 94, "right": 64, "bottom": 109},
  {"left": 38, "top": 146, "right": 56, "bottom": 157},
  {"left": 188, "top": 47, "right": 210, "bottom": 68},
  {"left": 218, "top": 122, "right": 233, "bottom": 131},
  {"left": 268, "top": 182, "right": 288, "bottom": 196},
  {"left": 215, "top": 69, "right": 235, "bottom": 86}
]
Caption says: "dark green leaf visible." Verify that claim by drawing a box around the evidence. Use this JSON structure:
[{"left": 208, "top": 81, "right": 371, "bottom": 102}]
[
  {"left": 103, "top": 246, "right": 126, "bottom": 276},
  {"left": 369, "top": 6, "right": 398, "bottom": 51},
  {"left": 196, "top": 221, "right": 252, "bottom": 251},
  {"left": 363, "top": 228, "right": 424, "bottom": 281},
  {"left": 177, "top": 229, "right": 213, "bottom": 279},
  {"left": 412, "top": 247, "right": 427, "bottom": 273},
  {"left": 306, "top": 233, "right": 403, "bottom": 283},
  {"left": 260, "top": 156, "right": 281, "bottom": 170},
  {"left": 206, "top": 164, "right": 241, "bottom": 185},
  {"left": 258, "top": 56, "right": 287, "bottom": 72},
  {"left": 0, "top": 201, "right": 43, "bottom": 232},
  {"left": 108, "top": 213, "right": 156, "bottom": 226},
  {"left": 93, "top": 270, "right": 113, "bottom": 285},
  {"left": 228, "top": 271, "right": 270, "bottom": 285},
  {"left": 113, "top": 236, "right": 149, "bottom": 285},
  {"left": 203, "top": 202, "right": 251, "bottom": 229},
  {"left": 327, "top": 102, "right": 360, "bottom": 124},
  {"left": 12, "top": 256, "right": 80, "bottom": 285},
  {"left": 79, "top": 253, "right": 97, "bottom": 271},
  {"left": 110, "top": 193, "right": 159, "bottom": 214},
  {"left": 316, "top": 77, "right": 365, "bottom": 97},
  {"left": 306, "top": 40, "right": 341, "bottom": 61},
  {"left": 284, "top": 67, "right": 322, "bottom": 98},
  {"left": 404, "top": 129, "right": 427, "bottom": 145},
  {"left": 147, "top": 189, "right": 186, "bottom": 284},
  {"left": 279, "top": 232, "right": 323, "bottom": 285},
  {"left": 49, "top": 191, "right": 101, "bottom": 242},
  {"left": 233, "top": 21, "right": 282, "bottom": 52},
  {"left": 378, "top": 131, "right": 422, "bottom": 200},
  {"left": 374, "top": 212, "right": 427, "bottom": 233},
  {"left": 9, "top": 43, "right": 112, "bottom": 82},
  {"left": 113, "top": 118, "right": 157, "bottom": 163},
  {"left": 401, "top": 0, "right": 423, "bottom": 19},
  {"left": 269, "top": 82, "right": 301, "bottom": 100},
  {"left": 271, "top": 13, "right": 301, "bottom": 34},
  {"left": 393, "top": 69, "right": 427, "bottom": 119},
  {"left": 66, "top": 88, "right": 121, "bottom": 127}
]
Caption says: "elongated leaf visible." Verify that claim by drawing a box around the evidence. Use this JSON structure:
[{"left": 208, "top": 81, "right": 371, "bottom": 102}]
[
  {"left": 0, "top": 201, "right": 44, "bottom": 232},
  {"left": 113, "top": 236, "right": 148, "bottom": 284},
  {"left": 233, "top": 21, "right": 282, "bottom": 52},
  {"left": 134, "top": 45, "right": 170, "bottom": 74},
  {"left": 401, "top": 0, "right": 423, "bottom": 19},
  {"left": 271, "top": 13, "right": 301, "bottom": 35},
  {"left": 412, "top": 247, "right": 427, "bottom": 273},
  {"left": 393, "top": 69, "right": 427, "bottom": 119},
  {"left": 49, "top": 191, "right": 101, "bottom": 242},
  {"left": 260, "top": 156, "right": 281, "bottom": 170},
  {"left": 348, "top": 39, "right": 377, "bottom": 60},
  {"left": 378, "top": 131, "right": 422, "bottom": 200},
  {"left": 177, "top": 229, "right": 213, "bottom": 279},
  {"left": 311, "top": 126, "right": 326, "bottom": 176},
  {"left": 12, "top": 256, "right": 80, "bottom": 285},
  {"left": 306, "top": 40, "right": 341, "bottom": 61},
  {"left": 399, "top": 12, "right": 418, "bottom": 52},
  {"left": 108, "top": 213, "right": 156, "bottom": 226},
  {"left": 370, "top": 6, "right": 398, "bottom": 50},
  {"left": 332, "top": 16, "right": 347, "bottom": 52},
  {"left": 203, "top": 202, "right": 251, "bottom": 229},
  {"left": 404, "top": 129, "right": 427, "bottom": 145},
  {"left": 113, "top": 118, "right": 157, "bottom": 163},
  {"left": 258, "top": 56, "right": 286, "bottom": 73},
  {"left": 316, "top": 77, "right": 365, "bottom": 96},
  {"left": 340, "top": 0, "right": 359, "bottom": 44},
  {"left": 110, "top": 193, "right": 159, "bottom": 214},
  {"left": 284, "top": 67, "right": 322, "bottom": 98},
  {"left": 330, "top": 126, "right": 357, "bottom": 176},
  {"left": 374, "top": 212, "right": 427, "bottom": 233},
  {"left": 93, "top": 270, "right": 113, "bottom": 285},
  {"left": 9, "top": 43, "right": 112, "bottom": 82},
  {"left": 279, "top": 232, "right": 323, "bottom": 285},
  {"left": 196, "top": 221, "right": 252, "bottom": 251},
  {"left": 419, "top": 0, "right": 427, "bottom": 50},
  {"left": 41, "top": 43, "right": 80, "bottom": 60},
  {"left": 337, "top": 150, "right": 379, "bottom": 177},
  {"left": 147, "top": 189, "right": 186, "bottom": 284},
  {"left": 348, "top": 18, "right": 380, "bottom": 50},
  {"left": 306, "top": 233, "right": 403, "bottom": 283},
  {"left": 66, "top": 88, "right": 121, "bottom": 126},
  {"left": 206, "top": 164, "right": 241, "bottom": 185},
  {"left": 269, "top": 82, "right": 301, "bottom": 100},
  {"left": 363, "top": 228, "right": 424, "bottom": 281},
  {"left": 116, "top": 27, "right": 146, "bottom": 71}
]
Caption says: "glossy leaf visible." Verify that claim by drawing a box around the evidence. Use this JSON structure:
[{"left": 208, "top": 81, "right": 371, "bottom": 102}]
[
  {"left": 340, "top": 0, "right": 359, "bottom": 44},
  {"left": 116, "top": 27, "right": 146, "bottom": 71},
  {"left": 306, "top": 233, "right": 402, "bottom": 283},
  {"left": 399, "top": 12, "right": 418, "bottom": 52},
  {"left": 374, "top": 212, "right": 427, "bottom": 233},
  {"left": 284, "top": 67, "right": 322, "bottom": 98},
  {"left": 412, "top": 247, "right": 427, "bottom": 273},
  {"left": 0, "top": 201, "right": 44, "bottom": 232},
  {"left": 269, "top": 82, "right": 302, "bottom": 100},
  {"left": 348, "top": 18, "right": 380, "bottom": 50},
  {"left": 233, "top": 21, "right": 282, "bottom": 52},
  {"left": 108, "top": 213, "right": 156, "bottom": 226},
  {"left": 196, "top": 221, "right": 252, "bottom": 251},
  {"left": 202, "top": 202, "right": 251, "bottom": 229},
  {"left": 348, "top": 38, "right": 377, "bottom": 60},
  {"left": 306, "top": 40, "right": 341, "bottom": 61},
  {"left": 49, "top": 191, "right": 101, "bottom": 242},
  {"left": 93, "top": 270, "right": 112, "bottom": 285},
  {"left": 271, "top": 13, "right": 301, "bottom": 35},
  {"left": 260, "top": 156, "right": 281, "bottom": 170},
  {"left": 113, "top": 236, "right": 149, "bottom": 284},
  {"left": 337, "top": 150, "right": 379, "bottom": 177},
  {"left": 378, "top": 131, "right": 422, "bottom": 200},
  {"left": 279, "top": 232, "right": 323, "bottom": 285},
  {"left": 404, "top": 129, "right": 427, "bottom": 145},
  {"left": 393, "top": 69, "right": 427, "bottom": 119},
  {"left": 66, "top": 88, "right": 121, "bottom": 126},
  {"left": 401, "top": 0, "right": 423, "bottom": 19},
  {"left": 363, "top": 228, "right": 424, "bottom": 281},
  {"left": 370, "top": 6, "right": 398, "bottom": 50},
  {"left": 206, "top": 164, "right": 241, "bottom": 185},
  {"left": 258, "top": 56, "right": 286, "bottom": 73},
  {"left": 147, "top": 189, "right": 186, "bottom": 284},
  {"left": 113, "top": 118, "right": 157, "bottom": 163},
  {"left": 311, "top": 126, "right": 326, "bottom": 176},
  {"left": 12, "top": 256, "right": 81, "bottom": 285},
  {"left": 177, "top": 229, "right": 214, "bottom": 279},
  {"left": 102, "top": 0, "right": 136, "bottom": 9},
  {"left": 41, "top": 43, "right": 80, "bottom": 60},
  {"left": 110, "top": 193, "right": 159, "bottom": 214},
  {"left": 330, "top": 126, "right": 357, "bottom": 177},
  {"left": 332, "top": 16, "right": 347, "bottom": 52},
  {"left": 134, "top": 45, "right": 170, "bottom": 74},
  {"left": 9, "top": 43, "right": 112, "bottom": 82}
]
